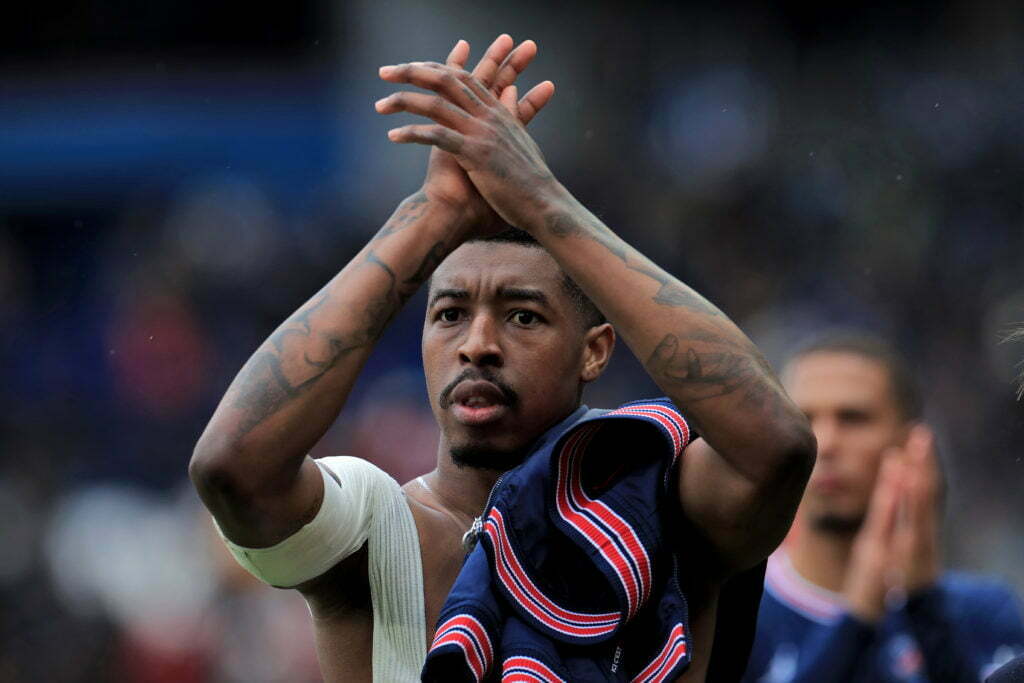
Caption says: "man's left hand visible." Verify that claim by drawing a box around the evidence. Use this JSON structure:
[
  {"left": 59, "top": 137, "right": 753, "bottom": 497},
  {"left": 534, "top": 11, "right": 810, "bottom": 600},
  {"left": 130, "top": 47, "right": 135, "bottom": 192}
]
[{"left": 376, "top": 61, "right": 561, "bottom": 230}]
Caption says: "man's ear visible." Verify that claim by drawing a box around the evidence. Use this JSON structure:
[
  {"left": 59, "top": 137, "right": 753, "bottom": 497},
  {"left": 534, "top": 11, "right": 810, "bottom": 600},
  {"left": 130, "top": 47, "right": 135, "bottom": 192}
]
[{"left": 581, "top": 323, "right": 615, "bottom": 383}]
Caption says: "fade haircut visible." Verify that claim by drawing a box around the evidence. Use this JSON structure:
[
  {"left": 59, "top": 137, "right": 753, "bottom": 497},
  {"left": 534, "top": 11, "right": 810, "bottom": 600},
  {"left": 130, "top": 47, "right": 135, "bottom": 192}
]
[
  {"left": 788, "top": 331, "right": 922, "bottom": 422},
  {"left": 466, "top": 227, "right": 607, "bottom": 329}
]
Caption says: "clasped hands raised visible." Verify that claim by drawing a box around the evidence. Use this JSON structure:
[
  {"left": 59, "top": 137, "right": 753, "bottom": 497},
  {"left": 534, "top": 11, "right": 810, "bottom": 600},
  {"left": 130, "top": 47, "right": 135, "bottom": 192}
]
[
  {"left": 375, "top": 35, "right": 563, "bottom": 235},
  {"left": 843, "top": 425, "right": 942, "bottom": 623}
]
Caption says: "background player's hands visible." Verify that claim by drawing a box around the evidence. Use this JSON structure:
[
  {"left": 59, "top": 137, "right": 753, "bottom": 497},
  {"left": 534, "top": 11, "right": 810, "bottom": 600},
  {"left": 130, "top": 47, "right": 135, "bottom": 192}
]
[
  {"left": 392, "top": 36, "right": 553, "bottom": 238},
  {"left": 891, "top": 424, "right": 941, "bottom": 595},
  {"left": 843, "top": 455, "right": 904, "bottom": 623},
  {"left": 843, "top": 425, "right": 941, "bottom": 623},
  {"left": 376, "top": 59, "right": 557, "bottom": 231}
]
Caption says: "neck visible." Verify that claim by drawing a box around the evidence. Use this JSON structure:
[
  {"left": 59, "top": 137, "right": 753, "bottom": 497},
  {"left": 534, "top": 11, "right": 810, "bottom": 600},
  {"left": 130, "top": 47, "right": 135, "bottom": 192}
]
[
  {"left": 787, "top": 513, "right": 857, "bottom": 594},
  {"left": 425, "top": 440, "right": 504, "bottom": 523}
]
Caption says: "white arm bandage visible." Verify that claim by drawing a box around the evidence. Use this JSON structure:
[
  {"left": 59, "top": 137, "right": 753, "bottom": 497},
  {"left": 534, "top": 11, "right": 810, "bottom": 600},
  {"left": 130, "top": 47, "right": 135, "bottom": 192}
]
[{"left": 215, "top": 456, "right": 395, "bottom": 588}]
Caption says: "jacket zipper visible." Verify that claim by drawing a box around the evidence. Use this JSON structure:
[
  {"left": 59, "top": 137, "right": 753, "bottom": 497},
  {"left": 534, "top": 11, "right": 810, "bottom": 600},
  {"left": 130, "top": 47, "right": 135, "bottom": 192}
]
[{"left": 462, "top": 472, "right": 505, "bottom": 553}]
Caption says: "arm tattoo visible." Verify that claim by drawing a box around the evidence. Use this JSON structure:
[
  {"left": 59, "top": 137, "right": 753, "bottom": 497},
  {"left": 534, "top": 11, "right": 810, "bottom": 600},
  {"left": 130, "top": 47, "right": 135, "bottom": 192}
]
[
  {"left": 625, "top": 260, "right": 724, "bottom": 317},
  {"left": 544, "top": 211, "right": 629, "bottom": 263},
  {"left": 231, "top": 291, "right": 367, "bottom": 437},
  {"left": 230, "top": 239, "right": 451, "bottom": 438},
  {"left": 646, "top": 330, "right": 783, "bottom": 424},
  {"left": 402, "top": 241, "right": 448, "bottom": 292},
  {"left": 544, "top": 210, "right": 724, "bottom": 316},
  {"left": 371, "top": 192, "right": 429, "bottom": 242},
  {"left": 541, "top": 208, "right": 790, "bottom": 436},
  {"left": 359, "top": 240, "right": 448, "bottom": 341}
]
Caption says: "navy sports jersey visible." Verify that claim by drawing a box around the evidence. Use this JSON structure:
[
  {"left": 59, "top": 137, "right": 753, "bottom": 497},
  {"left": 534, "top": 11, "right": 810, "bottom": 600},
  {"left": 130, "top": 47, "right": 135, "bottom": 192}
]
[
  {"left": 422, "top": 399, "right": 765, "bottom": 682},
  {"left": 743, "top": 551, "right": 1024, "bottom": 683}
]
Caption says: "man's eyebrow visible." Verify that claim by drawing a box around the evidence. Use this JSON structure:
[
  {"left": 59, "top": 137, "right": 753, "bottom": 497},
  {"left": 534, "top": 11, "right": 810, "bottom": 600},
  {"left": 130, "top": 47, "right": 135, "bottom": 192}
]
[
  {"left": 428, "top": 288, "right": 469, "bottom": 307},
  {"left": 496, "top": 286, "right": 550, "bottom": 306}
]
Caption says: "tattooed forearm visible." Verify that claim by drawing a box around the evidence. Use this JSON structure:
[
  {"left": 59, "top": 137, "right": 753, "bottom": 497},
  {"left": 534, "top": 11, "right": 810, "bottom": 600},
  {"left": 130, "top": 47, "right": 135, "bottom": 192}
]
[
  {"left": 268, "top": 291, "right": 330, "bottom": 353},
  {"left": 645, "top": 331, "right": 782, "bottom": 417},
  {"left": 545, "top": 211, "right": 629, "bottom": 263},
  {"left": 544, "top": 209, "right": 728, "bottom": 317},
  {"left": 229, "top": 239, "right": 453, "bottom": 437},
  {"left": 646, "top": 333, "right": 758, "bottom": 401},
  {"left": 371, "top": 191, "right": 430, "bottom": 242},
  {"left": 231, "top": 330, "right": 364, "bottom": 437},
  {"left": 624, "top": 260, "right": 725, "bottom": 317},
  {"left": 403, "top": 240, "right": 448, "bottom": 292}
]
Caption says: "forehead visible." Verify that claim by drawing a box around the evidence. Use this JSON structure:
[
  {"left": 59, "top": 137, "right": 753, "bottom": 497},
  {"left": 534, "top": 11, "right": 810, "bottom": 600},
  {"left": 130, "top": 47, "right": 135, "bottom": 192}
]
[
  {"left": 784, "top": 351, "right": 896, "bottom": 410},
  {"left": 430, "top": 241, "right": 565, "bottom": 300}
]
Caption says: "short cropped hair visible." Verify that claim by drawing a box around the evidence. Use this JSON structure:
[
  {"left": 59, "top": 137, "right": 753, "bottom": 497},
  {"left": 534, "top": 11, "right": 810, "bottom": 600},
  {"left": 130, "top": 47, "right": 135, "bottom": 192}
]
[
  {"left": 788, "top": 331, "right": 922, "bottom": 421},
  {"left": 467, "top": 227, "right": 607, "bottom": 329}
]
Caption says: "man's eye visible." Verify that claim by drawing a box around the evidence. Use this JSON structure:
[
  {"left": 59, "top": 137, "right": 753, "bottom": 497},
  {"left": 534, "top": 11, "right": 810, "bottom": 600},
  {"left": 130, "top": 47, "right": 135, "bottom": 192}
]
[
  {"left": 438, "top": 308, "right": 463, "bottom": 322},
  {"left": 511, "top": 310, "right": 541, "bottom": 326},
  {"left": 838, "top": 410, "right": 870, "bottom": 425}
]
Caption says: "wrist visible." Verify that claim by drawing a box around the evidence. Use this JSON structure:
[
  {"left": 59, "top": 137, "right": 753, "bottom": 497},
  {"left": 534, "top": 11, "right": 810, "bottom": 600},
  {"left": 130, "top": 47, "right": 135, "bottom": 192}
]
[
  {"left": 844, "top": 595, "right": 885, "bottom": 625},
  {"left": 843, "top": 576, "right": 887, "bottom": 624},
  {"left": 418, "top": 187, "right": 491, "bottom": 234},
  {"left": 406, "top": 190, "right": 480, "bottom": 247},
  {"left": 508, "top": 178, "right": 574, "bottom": 236}
]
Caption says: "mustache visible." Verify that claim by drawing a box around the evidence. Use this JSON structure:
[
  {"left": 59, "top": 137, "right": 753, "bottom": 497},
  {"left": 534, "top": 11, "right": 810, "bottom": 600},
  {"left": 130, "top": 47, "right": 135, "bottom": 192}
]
[{"left": 439, "top": 368, "right": 519, "bottom": 410}]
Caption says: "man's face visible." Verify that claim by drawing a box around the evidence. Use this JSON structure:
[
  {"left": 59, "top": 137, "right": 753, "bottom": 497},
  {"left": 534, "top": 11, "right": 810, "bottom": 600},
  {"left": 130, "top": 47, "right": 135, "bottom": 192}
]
[
  {"left": 784, "top": 351, "right": 909, "bottom": 532},
  {"left": 422, "top": 242, "right": 591, "bottom": 470}
]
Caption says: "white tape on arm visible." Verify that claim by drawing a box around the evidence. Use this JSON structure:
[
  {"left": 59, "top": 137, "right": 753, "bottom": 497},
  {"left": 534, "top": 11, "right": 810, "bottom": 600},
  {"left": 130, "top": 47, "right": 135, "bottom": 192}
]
[{"left": 215, "top": 456, "right": 386, "bottom": 588}]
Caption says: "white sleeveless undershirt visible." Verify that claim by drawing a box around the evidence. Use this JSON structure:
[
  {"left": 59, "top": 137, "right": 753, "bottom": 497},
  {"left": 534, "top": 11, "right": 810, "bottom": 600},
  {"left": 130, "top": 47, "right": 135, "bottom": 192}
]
[{"left": 214, "top": 456, "right": 426, "bottom": 682}]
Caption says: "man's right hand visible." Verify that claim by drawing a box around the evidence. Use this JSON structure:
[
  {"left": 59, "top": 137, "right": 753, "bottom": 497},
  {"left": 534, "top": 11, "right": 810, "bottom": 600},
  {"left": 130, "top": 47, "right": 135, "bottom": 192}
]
[
  {"left": 843, "top": 427, "right": 941, "bottom": 623},
  {"left": 416, "top": 35, "right": 554, "bottom": 237}
]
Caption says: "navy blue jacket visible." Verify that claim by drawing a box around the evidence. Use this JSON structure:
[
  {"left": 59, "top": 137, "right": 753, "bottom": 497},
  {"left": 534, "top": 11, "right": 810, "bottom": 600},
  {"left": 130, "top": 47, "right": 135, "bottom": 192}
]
[
  {"left": 743, "top": 552, "right": 1024, "bottom": 682},
  {"left": 422, "top": 398, "right": 766, "bottom": 682}
]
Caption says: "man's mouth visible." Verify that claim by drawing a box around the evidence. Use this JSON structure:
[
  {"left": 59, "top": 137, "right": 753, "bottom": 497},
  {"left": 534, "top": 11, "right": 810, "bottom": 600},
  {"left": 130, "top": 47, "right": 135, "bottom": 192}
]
[{"left": 449, "top": 380, "right": 511, "bottom": 426}]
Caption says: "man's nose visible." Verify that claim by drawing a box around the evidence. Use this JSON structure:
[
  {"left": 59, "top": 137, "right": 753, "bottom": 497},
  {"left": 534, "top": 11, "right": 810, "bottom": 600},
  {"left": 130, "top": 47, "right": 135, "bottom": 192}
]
[{"left": 458, "top": 314, "right": 503, "bottom": 367}]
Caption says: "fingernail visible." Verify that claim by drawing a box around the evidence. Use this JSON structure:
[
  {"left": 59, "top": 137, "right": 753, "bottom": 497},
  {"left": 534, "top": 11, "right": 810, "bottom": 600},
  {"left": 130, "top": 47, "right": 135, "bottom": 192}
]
[
  {"left": 374, "top": 97, "right": 387, "bottom": 109},
  {"left": 387, "top": 129, "right": 400, "bottom": 140},
  {"left": 379, "top": 65, "right": 394, "bottom": 76}
]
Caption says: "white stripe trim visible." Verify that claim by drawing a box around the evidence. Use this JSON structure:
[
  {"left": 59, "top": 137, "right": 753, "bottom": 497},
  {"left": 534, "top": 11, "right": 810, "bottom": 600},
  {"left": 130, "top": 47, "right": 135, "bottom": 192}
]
[{"left": 764, "top": 551, "right": 843, "bottom": 624}]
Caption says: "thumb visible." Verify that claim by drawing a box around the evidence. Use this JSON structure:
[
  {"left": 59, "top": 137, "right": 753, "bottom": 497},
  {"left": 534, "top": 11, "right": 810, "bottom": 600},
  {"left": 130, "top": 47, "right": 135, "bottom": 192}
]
[{"left": 499, "top": 84, "right": 519, "bottom": 117}]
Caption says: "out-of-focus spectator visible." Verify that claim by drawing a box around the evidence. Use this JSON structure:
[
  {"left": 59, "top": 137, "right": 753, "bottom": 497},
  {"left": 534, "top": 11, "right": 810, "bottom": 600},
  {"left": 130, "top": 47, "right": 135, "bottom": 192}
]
[{"left": 744, "top": 334, "right": 1024, "bottom": 682}]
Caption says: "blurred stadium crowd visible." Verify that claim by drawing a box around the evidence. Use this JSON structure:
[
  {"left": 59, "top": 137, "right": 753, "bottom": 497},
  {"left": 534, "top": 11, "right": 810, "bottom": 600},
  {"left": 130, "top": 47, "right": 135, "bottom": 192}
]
[{"left": 3, "top": 0, "right": 1024, "bottom": 680}]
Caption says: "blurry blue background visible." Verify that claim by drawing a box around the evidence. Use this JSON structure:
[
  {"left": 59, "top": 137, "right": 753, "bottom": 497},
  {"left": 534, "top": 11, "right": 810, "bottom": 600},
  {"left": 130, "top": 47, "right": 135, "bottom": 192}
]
[{"left": 3, "top": 0, "right": 1024, "bottom": 680}]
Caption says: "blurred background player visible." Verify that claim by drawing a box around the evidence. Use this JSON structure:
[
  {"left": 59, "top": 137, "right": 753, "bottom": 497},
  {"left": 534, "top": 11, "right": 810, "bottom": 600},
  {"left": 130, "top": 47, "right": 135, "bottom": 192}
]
[{"left": 743, "top": 333, "right": 1024, "bottom": 682}]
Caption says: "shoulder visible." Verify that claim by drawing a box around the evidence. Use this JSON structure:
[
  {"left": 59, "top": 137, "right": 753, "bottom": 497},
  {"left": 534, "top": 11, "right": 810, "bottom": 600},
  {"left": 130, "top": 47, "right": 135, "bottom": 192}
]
[
  {"left": 317, "top": 456, "right": 402, "bottom": 495},
  {"left": 317, "top": 454, "right": 394, "bottom": 480},
  {"left": 939, "top": 572, "right": 1022, "bottom": 607},
  {"left": 936, "top": 572, "right": 1024, "bottom": 636}
]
